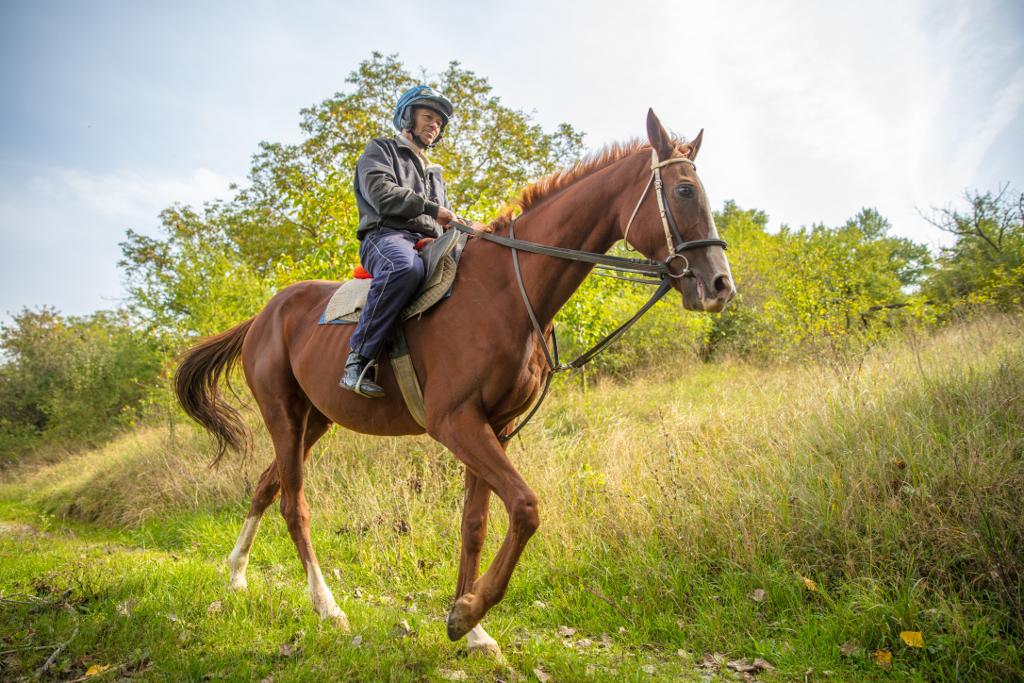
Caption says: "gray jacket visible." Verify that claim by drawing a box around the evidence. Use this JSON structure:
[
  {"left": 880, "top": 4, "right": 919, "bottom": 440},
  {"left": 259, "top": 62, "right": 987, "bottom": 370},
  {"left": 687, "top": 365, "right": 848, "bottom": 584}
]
[{"left": 354, "top": 135, "right": 452, "bottom": 240}]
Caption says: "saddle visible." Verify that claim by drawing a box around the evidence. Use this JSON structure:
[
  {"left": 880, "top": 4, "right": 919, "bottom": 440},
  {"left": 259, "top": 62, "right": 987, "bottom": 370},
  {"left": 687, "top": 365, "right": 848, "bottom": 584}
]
[
  {"left": 319, "top": 227, "right": 464, "bottom": 325},
  {"left": 319, "top": 228, "right": 466, "bottom": 428}
]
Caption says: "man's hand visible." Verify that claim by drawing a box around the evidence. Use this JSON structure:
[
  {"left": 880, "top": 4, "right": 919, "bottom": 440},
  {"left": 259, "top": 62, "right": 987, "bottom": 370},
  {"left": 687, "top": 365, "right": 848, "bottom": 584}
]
[{"left": 436, "top": 206, "right": 454, "bottom": 227}]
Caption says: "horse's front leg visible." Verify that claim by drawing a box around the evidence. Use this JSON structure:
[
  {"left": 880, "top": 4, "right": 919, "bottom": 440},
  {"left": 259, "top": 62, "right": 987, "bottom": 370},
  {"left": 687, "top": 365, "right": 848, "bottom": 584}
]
[
  {"left": 434, "top": 407, "right": 540, "bottom": 640},
  {"left": 458, "top": 467, "right": 501, "bottom": 655}
]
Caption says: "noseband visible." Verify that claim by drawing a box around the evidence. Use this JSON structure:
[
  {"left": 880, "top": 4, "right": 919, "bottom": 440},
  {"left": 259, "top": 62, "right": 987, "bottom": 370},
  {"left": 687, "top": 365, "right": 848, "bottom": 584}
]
[{"left": 622, "top": 149, "right": 727, "bottom": 278}]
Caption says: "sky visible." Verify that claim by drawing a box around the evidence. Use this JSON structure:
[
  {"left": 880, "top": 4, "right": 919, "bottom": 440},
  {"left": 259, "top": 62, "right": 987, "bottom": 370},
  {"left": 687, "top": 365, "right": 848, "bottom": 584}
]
[{"left": 1, "top": 0, "right": 1022, "bottom": 321}]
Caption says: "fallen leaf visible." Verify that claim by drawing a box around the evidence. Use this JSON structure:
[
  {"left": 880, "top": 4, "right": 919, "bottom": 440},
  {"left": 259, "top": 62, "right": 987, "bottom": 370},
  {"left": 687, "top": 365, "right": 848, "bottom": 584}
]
[
  {"left": 440, "top": 669, "right": 467, "bottom": 681},
  {"left": 533, "top": 667, "right": 552, "bottom": 682},
  {"left": 279, "top": 643, "right": 295, "bottom": 657},
  {"left": 641, "top": 664, "right": 656, "bottom": 674},
  {"left": 557, "top": 625, "right": 576, "bottom": 637},
  {"left": 727, "top": 657, "right": 773, "bottom": 673},
  {"left": 351, "top": 635, "right": 363, "bottom": 648},
  {"left": 900, "top": 631, "right": 924, "bottom": 648},
  {"left": 391, "top": 620, "right": 414, "bottom": 638},
  {"left": 802, "top": 577, "right": 818, "bottom": 592},
  {"left": 331, "top": 568, "right": 341, "bottom": 580},
  {"left": 533, "top": 600, "right": 547, "bottom": 609},
  {"left": 207, "top": 600, "right": 223, "bottom": 616},
  {"left": 699, "top": 652, "right": 726, "bottom": 671},
  {"left": 749, "top": 589, "right": 766, "bottom": 602},
  {"left": 577, "top": 638, "right": 593, "bottom": 648},
  {"left": 839, "top": 640, "right": 861, "bottom": 656},
  {"left": 728, "top": 658, "right": 755, "bottom": 673},
  {"left": 873, "top": 649, "right": 892, "bottom": 669},
  {"left": 115, "top": 599, "right": 136, "bottom": 616},
  {"left": 85, "top": 664, "right": 111, "bottom": 677}
]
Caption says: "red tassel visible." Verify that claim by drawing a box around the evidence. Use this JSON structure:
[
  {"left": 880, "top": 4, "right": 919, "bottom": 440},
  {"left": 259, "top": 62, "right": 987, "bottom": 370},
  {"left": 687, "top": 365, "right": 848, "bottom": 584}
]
[{"left": 352, "top": 265, "right": 372, "bottom": 279}]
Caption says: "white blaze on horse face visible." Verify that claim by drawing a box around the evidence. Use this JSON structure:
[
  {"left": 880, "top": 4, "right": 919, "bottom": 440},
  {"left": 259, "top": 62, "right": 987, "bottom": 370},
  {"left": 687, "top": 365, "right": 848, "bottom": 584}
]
[
  {"left": 228, "top": 516, "right": 261, "bottom": 590},
  {"left": 695, "top": 175, "right": 733, "bottom": 287}
]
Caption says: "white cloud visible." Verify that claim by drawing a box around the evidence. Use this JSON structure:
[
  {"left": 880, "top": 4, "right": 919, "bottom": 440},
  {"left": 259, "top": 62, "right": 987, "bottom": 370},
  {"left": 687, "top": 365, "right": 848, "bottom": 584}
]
[{"left": 32, "top": 167, "right": 237, "bottom": 223}]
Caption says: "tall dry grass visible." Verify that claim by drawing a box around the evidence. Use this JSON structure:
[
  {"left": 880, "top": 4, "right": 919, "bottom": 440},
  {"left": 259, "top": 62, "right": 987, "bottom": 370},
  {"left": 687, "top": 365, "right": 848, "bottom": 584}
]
[{"left": 3, "top": 316, "right": 1021, "bottom": 623}]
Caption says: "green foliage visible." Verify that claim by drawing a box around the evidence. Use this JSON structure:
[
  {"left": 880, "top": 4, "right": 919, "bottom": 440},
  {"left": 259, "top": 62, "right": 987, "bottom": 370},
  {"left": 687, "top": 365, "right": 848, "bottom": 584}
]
[
  {"left": 120, "top": 53, "right": 583, "bottom": 339},
  {"left": 0, "top": 308, "right": 164, "bottom": 457},
  {"left": 705, "top": 202, "right": 933, "bottom": 359},
  {"left": 923, "top": 185, "right": 1024, "bottom": 311}
]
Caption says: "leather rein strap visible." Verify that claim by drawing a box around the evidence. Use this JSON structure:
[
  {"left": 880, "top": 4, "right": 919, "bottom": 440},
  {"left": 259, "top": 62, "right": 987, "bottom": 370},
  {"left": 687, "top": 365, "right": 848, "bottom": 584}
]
[{"left": 450, "top": 151, "right": 726, "bottom": 441}]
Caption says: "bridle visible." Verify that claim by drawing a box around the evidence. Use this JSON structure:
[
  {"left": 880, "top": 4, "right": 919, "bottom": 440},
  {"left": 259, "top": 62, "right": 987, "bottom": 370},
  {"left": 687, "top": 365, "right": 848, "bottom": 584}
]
[
  {"left": 451, "top": 147, "right": 727, "bottom": 440},
  {"left": 622, "top": 149, "right": 726, "bottom": 278}
]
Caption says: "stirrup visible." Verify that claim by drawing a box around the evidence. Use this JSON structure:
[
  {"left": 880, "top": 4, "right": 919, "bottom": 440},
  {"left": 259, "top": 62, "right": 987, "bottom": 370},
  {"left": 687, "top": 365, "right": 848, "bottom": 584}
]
[
  {"left": 340, "top": 356, "right": 385, "bottom": 398},
  {"left": 353, "top": 360, "right": 384, "bottom": 398}
]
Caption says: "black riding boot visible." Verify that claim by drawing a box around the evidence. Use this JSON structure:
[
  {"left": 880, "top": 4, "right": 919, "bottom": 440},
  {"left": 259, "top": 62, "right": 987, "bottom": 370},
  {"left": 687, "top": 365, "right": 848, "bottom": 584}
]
[{"left": 339, "top": 352, "right": 385, "bottom": 398}]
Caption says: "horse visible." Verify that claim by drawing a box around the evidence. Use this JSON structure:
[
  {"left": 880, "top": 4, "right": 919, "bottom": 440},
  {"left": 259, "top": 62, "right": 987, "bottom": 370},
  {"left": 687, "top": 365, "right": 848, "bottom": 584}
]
[{"left": 174, "top": 109, "right": 735, "bottom": 655}]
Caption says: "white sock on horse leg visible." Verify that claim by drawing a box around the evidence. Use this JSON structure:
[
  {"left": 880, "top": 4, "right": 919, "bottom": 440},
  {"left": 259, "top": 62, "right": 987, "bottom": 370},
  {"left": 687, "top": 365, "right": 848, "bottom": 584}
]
[{"left": 228, "top": 516, "right": 261, "bottom": 590}]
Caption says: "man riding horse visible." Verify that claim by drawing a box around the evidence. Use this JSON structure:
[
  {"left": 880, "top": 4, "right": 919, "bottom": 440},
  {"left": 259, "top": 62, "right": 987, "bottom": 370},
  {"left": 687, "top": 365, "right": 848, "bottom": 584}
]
[{"left": 340, "top": 85, "right": 460, "bottom": 398}]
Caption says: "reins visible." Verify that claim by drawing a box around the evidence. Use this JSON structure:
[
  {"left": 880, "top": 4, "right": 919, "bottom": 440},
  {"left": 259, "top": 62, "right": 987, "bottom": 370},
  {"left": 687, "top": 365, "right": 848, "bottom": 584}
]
[{"left": 450, "top": 150, "right": 727, "bottom": 442}]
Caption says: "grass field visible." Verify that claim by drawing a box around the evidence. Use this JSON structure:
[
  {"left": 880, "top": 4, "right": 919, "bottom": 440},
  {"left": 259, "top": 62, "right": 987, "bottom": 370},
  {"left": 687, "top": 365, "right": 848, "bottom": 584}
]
[{"left": 1, "top": 316, "right": 1022, "bottom": 681}]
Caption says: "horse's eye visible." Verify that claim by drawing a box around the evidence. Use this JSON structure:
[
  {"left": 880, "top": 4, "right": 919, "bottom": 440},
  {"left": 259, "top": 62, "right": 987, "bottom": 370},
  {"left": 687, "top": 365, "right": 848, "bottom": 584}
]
[{"left": 675, "top": 184, "right": 695, "bottom": 199}]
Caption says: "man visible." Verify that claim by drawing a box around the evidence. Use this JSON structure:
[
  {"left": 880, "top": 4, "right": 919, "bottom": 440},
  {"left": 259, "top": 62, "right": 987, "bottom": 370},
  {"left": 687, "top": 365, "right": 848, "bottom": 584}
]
[{"left": 340, "top": 85, "right": 458, "bottom": 398}]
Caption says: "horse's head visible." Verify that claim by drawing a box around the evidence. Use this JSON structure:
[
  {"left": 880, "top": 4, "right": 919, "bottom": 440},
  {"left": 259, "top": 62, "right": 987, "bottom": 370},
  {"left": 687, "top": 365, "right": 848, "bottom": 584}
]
[{"left": 626, "top": 110, "right": 736, "bottom": 312}]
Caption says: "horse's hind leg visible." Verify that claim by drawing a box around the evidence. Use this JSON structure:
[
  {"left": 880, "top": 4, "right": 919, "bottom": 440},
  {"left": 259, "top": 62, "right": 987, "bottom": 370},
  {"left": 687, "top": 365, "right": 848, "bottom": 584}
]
[
  {"left": 227, "top": 409, "right": 331, "bottom": 591},
  {"left": 258, "top": 390, "right": 348, "bottom": 628},
  {"left": 227, "top": 462, "right": 278, "bottom": 590}
]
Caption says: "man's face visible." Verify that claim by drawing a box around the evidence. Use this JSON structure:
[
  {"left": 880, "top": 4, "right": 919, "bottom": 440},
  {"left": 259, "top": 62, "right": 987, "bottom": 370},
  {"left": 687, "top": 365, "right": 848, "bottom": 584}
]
[{"left": 411, "top": 106, "right": 444, "bottom": 147}]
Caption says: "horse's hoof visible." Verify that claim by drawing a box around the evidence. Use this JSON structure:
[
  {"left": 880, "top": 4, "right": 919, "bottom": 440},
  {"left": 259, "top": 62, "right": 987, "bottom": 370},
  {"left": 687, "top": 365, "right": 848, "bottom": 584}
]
[
  {"left": 332, "top": 613, "right": 351, "bottom": 633},
  {"left": 228, "top": 577, "right": 248, "bottom": 591},
  {"left": 446, "top": 594, "right": 478, "bottom": 641},
  {"left": 468, "top": 641, "right": 503, "bottom": 659},
  {"left": 467, "top": 625, "right": 503, "bottom": 659},
  {"left": 317, "top": 605, "right": 351, "bottom": 632}
]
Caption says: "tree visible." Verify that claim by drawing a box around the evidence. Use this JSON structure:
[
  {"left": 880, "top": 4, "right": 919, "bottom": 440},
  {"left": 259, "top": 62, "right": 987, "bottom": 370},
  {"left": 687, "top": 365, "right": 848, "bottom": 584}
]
[
  {"left": 704, "top": 203, "right": 933, "bottom": 358},
  {"left": 120, "top": 53, "right": 584, "bottom": 338},
  {"left": 923, "top": 185, "right": 1024, "bottom": 310},
  {"left": 0, "top": 308, "right": 164, "bottom": 456}
]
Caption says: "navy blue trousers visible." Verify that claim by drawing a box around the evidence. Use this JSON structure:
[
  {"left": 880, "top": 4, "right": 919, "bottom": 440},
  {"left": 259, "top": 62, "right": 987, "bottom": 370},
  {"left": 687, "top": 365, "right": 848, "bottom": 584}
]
[{"left": 349, "top": 228, "right": 425, "bottom": 359}]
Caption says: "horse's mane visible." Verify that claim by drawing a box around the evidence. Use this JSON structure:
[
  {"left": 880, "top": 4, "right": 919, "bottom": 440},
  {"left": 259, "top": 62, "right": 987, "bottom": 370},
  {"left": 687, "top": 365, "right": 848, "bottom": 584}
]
[{"left": 489, "top": 135, "right": 689, "bottom": 231}]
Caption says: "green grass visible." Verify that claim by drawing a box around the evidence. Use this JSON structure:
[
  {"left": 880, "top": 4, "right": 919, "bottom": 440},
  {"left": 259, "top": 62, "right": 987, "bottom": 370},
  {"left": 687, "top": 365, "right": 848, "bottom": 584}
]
[{"left": 1, "top": 316, "right": 1022, "bottom": 681}]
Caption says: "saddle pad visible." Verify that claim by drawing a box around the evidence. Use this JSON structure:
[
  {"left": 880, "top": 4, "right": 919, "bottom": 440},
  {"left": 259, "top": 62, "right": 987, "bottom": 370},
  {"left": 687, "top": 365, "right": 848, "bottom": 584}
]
[{"left": 320, "top": 250, "right": 458, "bottom": 325}]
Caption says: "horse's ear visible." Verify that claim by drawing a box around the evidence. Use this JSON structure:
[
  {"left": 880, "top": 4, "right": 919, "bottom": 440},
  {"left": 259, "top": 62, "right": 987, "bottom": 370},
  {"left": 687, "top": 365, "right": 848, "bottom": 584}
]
[
  {"left": 646, "top": 108, "right": 674, "bottom": 160},
  {"left": 687, "top": 129, "right": 704, "bottom": 160}
]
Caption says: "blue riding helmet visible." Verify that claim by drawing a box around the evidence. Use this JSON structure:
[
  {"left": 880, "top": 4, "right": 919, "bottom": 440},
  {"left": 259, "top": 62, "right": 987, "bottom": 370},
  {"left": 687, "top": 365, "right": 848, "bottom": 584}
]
[{"left": 392, "top": 85, "right": 454, "bottom": 146}]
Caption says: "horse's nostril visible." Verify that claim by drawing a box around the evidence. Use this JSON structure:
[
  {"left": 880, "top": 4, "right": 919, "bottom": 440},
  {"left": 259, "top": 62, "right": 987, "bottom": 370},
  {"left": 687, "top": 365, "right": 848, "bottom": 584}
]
[{"left": 713, "top": 274, "right": 732, "bottom": 295}]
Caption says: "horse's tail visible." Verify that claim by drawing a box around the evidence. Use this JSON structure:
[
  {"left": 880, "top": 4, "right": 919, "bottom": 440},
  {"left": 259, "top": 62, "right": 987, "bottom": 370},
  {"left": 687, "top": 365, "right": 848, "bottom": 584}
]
[{"left": 174, "top": 317, "right": 255, "bottom": 467}]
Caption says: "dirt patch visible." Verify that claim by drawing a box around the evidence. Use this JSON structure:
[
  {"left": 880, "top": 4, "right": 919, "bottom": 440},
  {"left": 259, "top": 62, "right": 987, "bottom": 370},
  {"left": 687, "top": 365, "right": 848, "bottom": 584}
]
[{"left": 0, "top": 521, "right": 42, "bottom": 538}]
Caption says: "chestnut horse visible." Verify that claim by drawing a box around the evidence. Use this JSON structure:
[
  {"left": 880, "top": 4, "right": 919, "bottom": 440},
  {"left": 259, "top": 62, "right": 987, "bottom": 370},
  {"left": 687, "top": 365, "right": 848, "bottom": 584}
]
[{"left": 174, "top": 110, "right": 735, "bottom": 654}]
